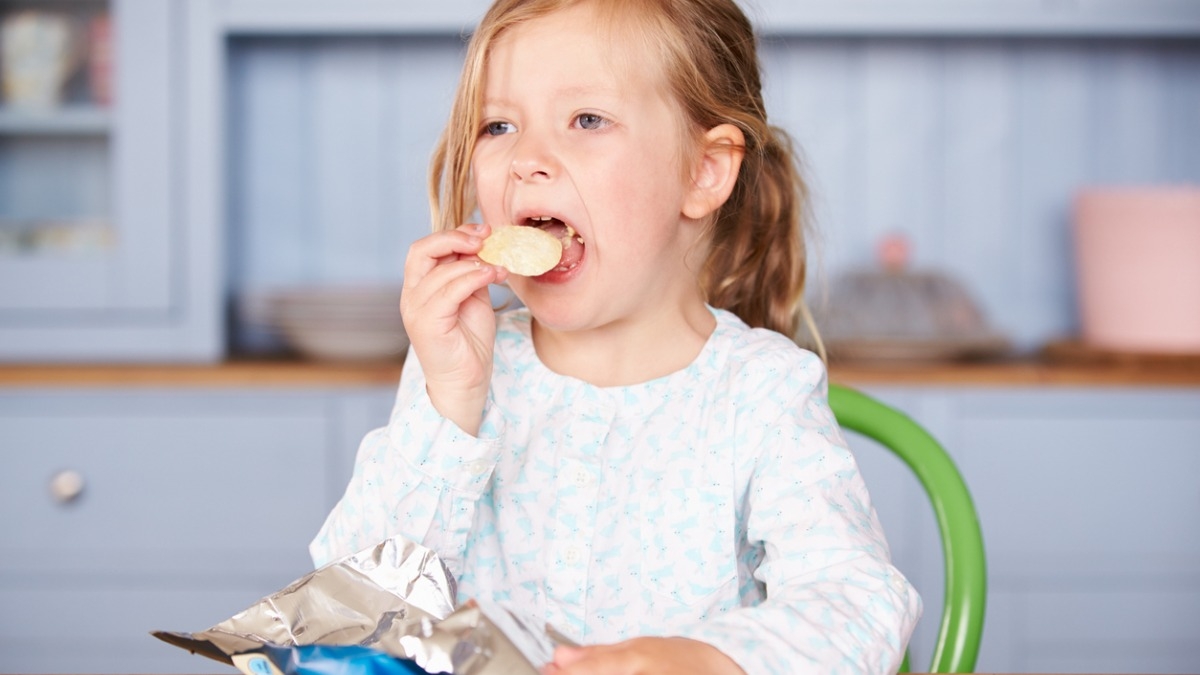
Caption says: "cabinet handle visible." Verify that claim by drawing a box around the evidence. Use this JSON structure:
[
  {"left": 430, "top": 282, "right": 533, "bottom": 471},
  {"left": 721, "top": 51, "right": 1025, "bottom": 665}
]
[{"left": 49, "top": 469, "right": 86, "bottom": 504}]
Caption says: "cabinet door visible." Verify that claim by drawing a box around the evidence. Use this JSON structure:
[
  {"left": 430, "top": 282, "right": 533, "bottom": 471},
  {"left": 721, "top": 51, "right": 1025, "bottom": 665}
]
[
  {"left": 0, "top": 389, "right": 335, "bottom": 673},
  {"left": 0, "top": 0, "right": 219, "bottom": 361},
  {"left": 846, "top": 386, "right": 1200, "bottom": 673},
  {"left": 0, "top": 390, "right": 333, "bottom": 576},
  {"left": 945, "top": 389, "right": 1200, "bottom": 674}
]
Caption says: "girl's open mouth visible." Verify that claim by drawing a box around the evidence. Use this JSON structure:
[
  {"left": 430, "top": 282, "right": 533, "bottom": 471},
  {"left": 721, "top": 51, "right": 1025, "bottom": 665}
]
[{"left": 522, "top": 216, "right": 584, "bottom": 274}]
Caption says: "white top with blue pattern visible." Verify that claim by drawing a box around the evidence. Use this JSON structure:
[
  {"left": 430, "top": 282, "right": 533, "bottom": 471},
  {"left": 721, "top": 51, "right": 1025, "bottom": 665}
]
[{"left": 311, "top": 306, "right": 921, "bottom": 674}]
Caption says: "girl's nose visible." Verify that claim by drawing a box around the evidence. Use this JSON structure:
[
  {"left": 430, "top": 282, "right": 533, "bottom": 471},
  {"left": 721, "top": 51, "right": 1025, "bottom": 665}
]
[{"left": 509, "top": 134, "right": 555, "bottom": 182}]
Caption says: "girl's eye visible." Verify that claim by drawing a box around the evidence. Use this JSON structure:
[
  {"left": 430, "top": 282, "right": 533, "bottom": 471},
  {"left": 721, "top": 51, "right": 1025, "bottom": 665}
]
[
  {"left": 483, "top": 121, "right": 515, "bottom": 136},
  {"left": 574, "top": 113, "right": 607, "bottom": 130}
]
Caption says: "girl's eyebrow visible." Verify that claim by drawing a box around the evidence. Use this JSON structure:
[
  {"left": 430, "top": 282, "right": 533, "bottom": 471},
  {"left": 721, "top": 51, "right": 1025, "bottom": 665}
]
[{"left": 481, "top": 98, "right": 518, "bottom": 112}]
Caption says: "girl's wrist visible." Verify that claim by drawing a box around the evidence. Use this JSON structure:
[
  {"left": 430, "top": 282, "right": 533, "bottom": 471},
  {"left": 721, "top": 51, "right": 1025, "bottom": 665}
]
[{"left": 425, "top": 383, "right": 489, "bottom": 437}]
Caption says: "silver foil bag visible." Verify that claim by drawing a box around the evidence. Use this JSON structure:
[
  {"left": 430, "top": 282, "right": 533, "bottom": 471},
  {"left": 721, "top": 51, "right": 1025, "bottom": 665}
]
[{"left": 153, "top": 535, "right": 565, "bottom": 674}]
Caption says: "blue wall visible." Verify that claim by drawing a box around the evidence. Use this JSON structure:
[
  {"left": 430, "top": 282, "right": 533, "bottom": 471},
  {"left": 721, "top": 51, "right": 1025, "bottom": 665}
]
[{"left": 225, "top": 35, "right": 1200, "bottom": 351}]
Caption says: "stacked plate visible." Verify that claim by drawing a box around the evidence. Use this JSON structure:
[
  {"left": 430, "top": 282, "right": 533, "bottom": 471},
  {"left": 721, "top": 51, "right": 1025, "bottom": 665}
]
[{"left": 266, "top": 285, "right": 409, "bottom": 362}]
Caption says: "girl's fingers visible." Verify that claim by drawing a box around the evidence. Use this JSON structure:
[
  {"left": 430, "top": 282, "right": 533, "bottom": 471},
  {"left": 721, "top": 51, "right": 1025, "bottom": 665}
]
[
  {"left": 402, "top": 259, "right": 501, "bottom": 328},
  {"left": 548, "top": 645, "right": 639, "bottom": 675},
  {"left": 549, "top": 646, "right": 589, "bottom": 668},
  {"left": 547, "top": 639, "right": 744, "bottom": 675},
  {"left": 404, "top": 224, "right": 490, "bottom": 287}
]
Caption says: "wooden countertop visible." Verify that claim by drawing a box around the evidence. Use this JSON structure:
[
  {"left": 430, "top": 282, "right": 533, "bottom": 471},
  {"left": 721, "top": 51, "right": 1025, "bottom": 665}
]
[{"left": 2, "top": 355, "right": 1198, "bottom": 388}]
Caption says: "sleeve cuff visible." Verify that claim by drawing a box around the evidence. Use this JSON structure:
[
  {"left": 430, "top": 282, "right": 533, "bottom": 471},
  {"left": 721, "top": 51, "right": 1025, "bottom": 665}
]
[{"left": 387, "top": 383, "right": 506, "bottom": 496}]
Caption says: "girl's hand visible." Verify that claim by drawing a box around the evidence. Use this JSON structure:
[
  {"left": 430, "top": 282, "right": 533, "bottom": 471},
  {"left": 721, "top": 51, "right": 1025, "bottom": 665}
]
[
  {"left": 542, "top": 638, "right": 746, "bottom": 675},
  {"left": 401, "top": 223, "right": 508, "bottom": 435}
]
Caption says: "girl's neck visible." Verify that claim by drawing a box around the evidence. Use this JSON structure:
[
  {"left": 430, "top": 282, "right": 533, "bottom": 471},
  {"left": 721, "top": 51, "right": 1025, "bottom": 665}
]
[{"left": 530, "top": 300, "right": 716, "bottom": 388}]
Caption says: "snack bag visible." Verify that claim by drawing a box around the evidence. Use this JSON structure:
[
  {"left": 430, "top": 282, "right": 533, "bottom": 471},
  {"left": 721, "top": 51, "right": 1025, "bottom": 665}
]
[{"left": 154, "top": 535, "right": 569, "bottom": 675}]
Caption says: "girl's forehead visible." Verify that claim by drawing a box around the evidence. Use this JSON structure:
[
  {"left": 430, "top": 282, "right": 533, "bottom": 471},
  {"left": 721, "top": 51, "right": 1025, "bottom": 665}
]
[{"left": 484, "top": 4, "right": 669, "bottom": 96}]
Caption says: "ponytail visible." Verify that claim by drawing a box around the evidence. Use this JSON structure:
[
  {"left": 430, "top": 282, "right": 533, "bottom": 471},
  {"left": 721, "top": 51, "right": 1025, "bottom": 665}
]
[
  {"left": 651, "top": 0, "right": 819, "bottom": 350},
  {"left": 703, "top": 125, "right": 811, "bottom": 341}
]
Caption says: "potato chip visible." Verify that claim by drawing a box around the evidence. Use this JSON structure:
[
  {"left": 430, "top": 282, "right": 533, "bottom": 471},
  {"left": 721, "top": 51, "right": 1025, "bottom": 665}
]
[{"left": 477, "top": 225, "right": 564, "bottom": 276}]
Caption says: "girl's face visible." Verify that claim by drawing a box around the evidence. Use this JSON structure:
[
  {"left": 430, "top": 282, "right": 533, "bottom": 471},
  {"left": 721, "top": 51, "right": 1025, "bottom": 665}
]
[{"left": 472, "top": 4, "right": 708, "bottom": 336}]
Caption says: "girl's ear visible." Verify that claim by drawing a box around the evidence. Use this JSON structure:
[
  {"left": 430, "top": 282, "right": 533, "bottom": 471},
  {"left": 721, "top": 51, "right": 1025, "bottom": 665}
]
[{"left": 682, "top": 123, "right": 745, "bottom": 220}]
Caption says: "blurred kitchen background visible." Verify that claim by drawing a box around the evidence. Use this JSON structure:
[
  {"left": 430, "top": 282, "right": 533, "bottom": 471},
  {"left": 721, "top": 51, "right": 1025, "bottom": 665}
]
[{"left": 2, "top": 1, "right": 1199, "bottom": 674}]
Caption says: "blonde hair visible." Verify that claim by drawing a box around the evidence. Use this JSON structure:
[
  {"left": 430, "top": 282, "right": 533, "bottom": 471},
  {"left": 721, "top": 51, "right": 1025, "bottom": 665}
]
[{"left": 429, "top": 0, "right": 819, "bottom": 345}]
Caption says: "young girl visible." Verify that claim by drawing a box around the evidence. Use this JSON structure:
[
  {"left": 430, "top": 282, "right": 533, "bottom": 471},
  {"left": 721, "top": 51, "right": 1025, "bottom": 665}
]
[{"left": 311, "top": 0, "right": 921, "bottom": 673}]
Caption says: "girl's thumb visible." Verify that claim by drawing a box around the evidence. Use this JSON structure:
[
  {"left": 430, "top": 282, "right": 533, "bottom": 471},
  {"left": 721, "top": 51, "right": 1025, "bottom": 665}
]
[{"left": 549, "top": 644, "right": 589, "bottom": 667}]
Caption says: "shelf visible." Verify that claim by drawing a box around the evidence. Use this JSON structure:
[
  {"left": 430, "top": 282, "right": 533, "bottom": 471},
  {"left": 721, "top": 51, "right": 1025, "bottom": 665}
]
[
  {"left": 2, "top": 357, "right": 1199, "bottom": 388},
  {"left": 0, "top": 220, "right": 114, "bottom": 261},
  {"left": 0, "top": 106, "right": 111, "bottom": 135},
  {"left": 756, "top": 0, "right": 1200, "bottom": 37},
  {"left": 0, "top": 360, "right": 406, "bottom": 388},
  {"left": 213, "top": 0, "right": 1200, "bottom": 37},
  {"left": 217, "top": 0, "right": 483, "bottom": 35}
]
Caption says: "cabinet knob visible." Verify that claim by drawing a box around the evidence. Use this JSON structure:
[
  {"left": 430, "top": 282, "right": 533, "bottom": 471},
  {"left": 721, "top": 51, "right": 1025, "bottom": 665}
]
[{"left": 49, "top": 469, "right": 86, "bottom": 504}]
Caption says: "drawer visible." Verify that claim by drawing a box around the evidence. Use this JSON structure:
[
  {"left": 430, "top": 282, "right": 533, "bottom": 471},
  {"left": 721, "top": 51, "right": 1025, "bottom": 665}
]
[
  {"left": 1022, "top": 589, "right": 1200, "bottom": 673},
  {"left": 0, "top": 390, "right": 333, "bottom": 578},
  {"left": 949, "top": 390, "right": 1200, "bottom": 577},
  {"left": 0, "top": 585, "right": 272, "bottom": 674}
]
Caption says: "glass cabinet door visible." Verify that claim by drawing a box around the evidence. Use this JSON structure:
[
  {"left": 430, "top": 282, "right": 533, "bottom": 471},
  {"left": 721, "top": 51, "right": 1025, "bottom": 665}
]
[
  {"left": 0, "top": 0, "right": 168, "bottom": 311},
  {"left": 0, "top": 0, "right": 207, "bottom": 360}
]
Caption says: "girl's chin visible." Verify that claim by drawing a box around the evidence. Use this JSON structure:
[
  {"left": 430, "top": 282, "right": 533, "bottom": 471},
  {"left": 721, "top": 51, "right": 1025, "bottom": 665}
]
[
  {"left": 509, "top": 259, "right": 585, "bottom": 321},
  {"left": 513, "top": 288, "right": 591, "bottom": 330}
]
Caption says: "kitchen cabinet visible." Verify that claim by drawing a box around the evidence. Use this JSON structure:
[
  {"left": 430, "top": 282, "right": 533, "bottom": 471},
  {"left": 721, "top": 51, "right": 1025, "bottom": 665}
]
[
  {"left": 0, "top": 0, "right": 220, "bottom": 361},
  {"left": 0, "top": 386, "right": 394, "bottom": 673},
  {"left": 210, "top": 0, "right": 1200, "bottom": 36},
  {"left": 215, "top": 8, "right": 1200, "bottom": 358},
  {"left": 2, "top": 367, "right": 1197, "bottom": 673},
  {"left": 4, "top": 0, "right": 1197, "bottom": 363},
  {"left": 755, "top": 0, "right": 1200, "bottom": 36},
  {"left": 852, "top": 386, "right": 1200, "bottom": 673}
]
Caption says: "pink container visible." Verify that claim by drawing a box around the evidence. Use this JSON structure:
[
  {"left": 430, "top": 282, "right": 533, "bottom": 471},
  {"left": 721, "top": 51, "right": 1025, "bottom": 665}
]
[{"left": 1073, "top": 187, "right": 1200, "bottom": 354}]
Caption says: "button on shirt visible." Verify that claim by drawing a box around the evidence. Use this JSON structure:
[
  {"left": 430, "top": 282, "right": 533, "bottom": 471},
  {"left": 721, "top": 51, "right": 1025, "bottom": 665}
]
[{"left": 310, "top": 307, "right": 921, "bottom": 674}]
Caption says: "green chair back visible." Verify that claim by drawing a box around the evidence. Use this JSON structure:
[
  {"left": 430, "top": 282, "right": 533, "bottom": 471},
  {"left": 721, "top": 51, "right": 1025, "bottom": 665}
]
[{"left": 828, "top": 384, "right": 987, "bottom": 673}]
